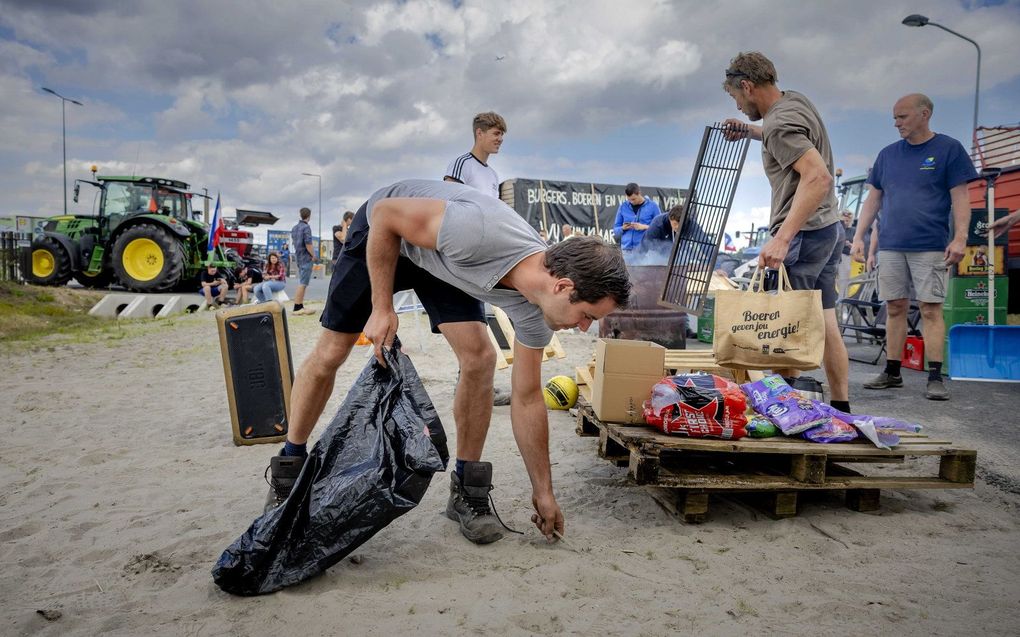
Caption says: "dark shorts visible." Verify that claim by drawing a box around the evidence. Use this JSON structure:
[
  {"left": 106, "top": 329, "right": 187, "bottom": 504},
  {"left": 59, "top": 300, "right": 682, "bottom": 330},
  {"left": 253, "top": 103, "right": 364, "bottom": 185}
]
[
  {"left": 782, "top": 222, "right": 843, "bottom": 309},
  {"left": 320, "top": 202, "right": 485, "bottom": 334}
]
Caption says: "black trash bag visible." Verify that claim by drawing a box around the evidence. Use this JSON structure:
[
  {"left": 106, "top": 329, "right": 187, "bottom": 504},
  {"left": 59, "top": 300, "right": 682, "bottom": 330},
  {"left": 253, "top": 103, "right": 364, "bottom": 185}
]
[{"left": 212, "top": 343, "right": 449, "bottom": 596}]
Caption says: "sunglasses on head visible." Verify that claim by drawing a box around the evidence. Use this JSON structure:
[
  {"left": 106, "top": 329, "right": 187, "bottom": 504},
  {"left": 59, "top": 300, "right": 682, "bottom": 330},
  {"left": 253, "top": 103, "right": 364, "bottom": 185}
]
[{"left": 725, "top": 69, "right": 748, "bottom": 79}]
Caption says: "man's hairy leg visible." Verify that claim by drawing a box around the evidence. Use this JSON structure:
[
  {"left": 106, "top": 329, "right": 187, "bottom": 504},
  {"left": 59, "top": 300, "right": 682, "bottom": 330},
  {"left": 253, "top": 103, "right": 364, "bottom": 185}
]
[
  {"left": 287, "top": 329, "right": 359, "bottom": 444},
  {"left": 440, "top": 321, "right": 497, "bottom": 461}
]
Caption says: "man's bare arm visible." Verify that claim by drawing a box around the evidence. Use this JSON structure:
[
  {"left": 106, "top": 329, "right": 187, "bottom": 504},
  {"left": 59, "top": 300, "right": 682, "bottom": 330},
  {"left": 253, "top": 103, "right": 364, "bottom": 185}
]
[
  {"left": 759, "top": 148, "right": 834, "bottom": 268},
  {"left": 362, "top": 198, "right": 446, "bottom": 363},
  {"left": 851, "top": 185, "right": 883, "bottom": 263},
  {"left": 510, "top": 341, "right": 563, "bottom": 541},
  {"left": 945, "top": 183, "right": 970, "bottom": 265}
]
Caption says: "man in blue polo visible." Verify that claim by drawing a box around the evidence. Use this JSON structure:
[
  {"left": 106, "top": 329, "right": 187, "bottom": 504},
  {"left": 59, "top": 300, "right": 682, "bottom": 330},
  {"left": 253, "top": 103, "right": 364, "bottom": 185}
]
[
  {"left": 613, "top": 183, "right": 661, "bottom": 254},
  {"left": 851, "top": 93, "right": 976, "bottom": 400}
]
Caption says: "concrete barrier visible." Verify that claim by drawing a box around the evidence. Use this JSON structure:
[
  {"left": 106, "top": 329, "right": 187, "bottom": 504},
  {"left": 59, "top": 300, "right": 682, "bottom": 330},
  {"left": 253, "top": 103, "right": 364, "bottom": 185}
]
[{"left": 91, "top": 293, "right": 194, "bottom": 319}]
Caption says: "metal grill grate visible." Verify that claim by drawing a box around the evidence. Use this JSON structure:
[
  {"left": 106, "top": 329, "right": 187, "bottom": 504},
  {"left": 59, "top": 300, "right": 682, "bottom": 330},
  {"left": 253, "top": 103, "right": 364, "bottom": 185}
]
[{"left": 659, "top": 123, "right": 750, "bottom": 314}]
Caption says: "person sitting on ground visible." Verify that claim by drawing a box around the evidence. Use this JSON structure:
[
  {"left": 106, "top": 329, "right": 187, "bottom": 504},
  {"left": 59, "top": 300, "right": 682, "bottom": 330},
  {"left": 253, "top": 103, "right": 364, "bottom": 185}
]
[
  {"left": 200, "top": 263, "right": 228, "bottom": 308},
  {"left": 254, "top": 251, "right": 287, "bottom": 303},
  {"left": 262, "top": 179, "right": 630, "bottom": 547},
  {"left": 233, "top": 264, "right": 255, "bottom": 304}
]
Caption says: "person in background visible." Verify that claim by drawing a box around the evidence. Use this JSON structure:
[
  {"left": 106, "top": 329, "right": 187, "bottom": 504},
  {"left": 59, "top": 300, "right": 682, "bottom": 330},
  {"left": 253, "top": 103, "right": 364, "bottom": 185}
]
[
  {"left": 332, "top": 211, "right": 355, "bottom": 266},
  {"left": 255, "top": 251, "right": 287, "bottom": 303},
  {"left": 613, "top": 183, "right": 661, "bottom": 254},
  {"left": 638, "top": 204, "right": 684, "bottom": 258},
  {"left": 233, "top": 264, "right": 255, "bottom": 304},
  {"left": 445, "top": 111, "right": 511, "bottom": 405},
  {"left": 290, "top": 207, "right": 317, "bottom": 315},
  {"left": 721, "top": 50, "right": 850, "bottom": 414},
  {"left": 444, "top": 111, "right": 506, "bottom": 198},
  {"left": 990, "top": 208, "right": 1020, "bottom": 238},
  {"left": 199, "top": 262, "right": 228, "bottom": 309},
  {"left": 851, "top": 93, "right": 977, "bottom": 401},
  {"left": 560, "top": 223, "right": 576, "bottom": 240}
]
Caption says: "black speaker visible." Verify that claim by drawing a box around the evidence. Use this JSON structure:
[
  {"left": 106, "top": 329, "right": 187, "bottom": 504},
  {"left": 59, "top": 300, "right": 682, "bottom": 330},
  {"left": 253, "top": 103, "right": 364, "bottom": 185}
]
[{"left": 216, "top": 301, "right": 295, "bottom": 445}]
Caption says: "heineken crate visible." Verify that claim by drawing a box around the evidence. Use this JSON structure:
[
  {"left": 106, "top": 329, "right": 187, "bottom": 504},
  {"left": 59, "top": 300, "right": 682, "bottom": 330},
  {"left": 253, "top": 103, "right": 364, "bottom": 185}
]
[
  {"left": 943, "top": 276, "right": 1009, "bottom": 311},
  {"left": 943, "top": 306, "right": 1008, "bottom": 328},
  {"left": 698, "top": 296, "right": 714, "bottom": 343}
]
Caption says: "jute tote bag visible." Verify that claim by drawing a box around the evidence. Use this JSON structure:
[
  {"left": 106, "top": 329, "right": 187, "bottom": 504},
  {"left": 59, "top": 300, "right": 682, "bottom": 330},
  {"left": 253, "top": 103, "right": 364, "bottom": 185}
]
[{"left": 713, "top": 265, "right": 824, "bottom": 370}]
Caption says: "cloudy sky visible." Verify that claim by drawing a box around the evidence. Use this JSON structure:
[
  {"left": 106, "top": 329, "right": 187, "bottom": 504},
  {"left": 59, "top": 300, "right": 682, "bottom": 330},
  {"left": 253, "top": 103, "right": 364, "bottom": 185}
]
[{"left": 2, "top": 0, "right": 1018, "bottom": 244}]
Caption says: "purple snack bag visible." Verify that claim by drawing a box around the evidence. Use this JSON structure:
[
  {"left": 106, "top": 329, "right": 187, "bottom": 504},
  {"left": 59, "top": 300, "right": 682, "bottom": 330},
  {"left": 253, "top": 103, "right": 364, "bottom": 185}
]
[{"left": 740, "top": 375, "right": 830, "bottom": 435}]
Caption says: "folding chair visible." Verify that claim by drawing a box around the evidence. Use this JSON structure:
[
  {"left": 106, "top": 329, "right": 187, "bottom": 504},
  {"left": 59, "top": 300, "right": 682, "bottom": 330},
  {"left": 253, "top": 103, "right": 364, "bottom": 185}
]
[{"left": 839, "top": 296, "right": 922, "bottom": 364}]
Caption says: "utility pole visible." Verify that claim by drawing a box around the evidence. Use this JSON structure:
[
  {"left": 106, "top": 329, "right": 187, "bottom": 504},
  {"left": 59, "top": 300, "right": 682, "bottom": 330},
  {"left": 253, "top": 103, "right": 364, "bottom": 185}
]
[{"left": 41, "top": 87, "right": 83, "bottom": 215}]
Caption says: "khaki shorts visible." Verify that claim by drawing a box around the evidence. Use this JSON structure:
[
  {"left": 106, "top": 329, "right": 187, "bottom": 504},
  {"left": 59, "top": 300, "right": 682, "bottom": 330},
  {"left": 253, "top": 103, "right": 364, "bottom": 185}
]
[{"left": 877, "top": 250, "right": 948, "bottom": 303}]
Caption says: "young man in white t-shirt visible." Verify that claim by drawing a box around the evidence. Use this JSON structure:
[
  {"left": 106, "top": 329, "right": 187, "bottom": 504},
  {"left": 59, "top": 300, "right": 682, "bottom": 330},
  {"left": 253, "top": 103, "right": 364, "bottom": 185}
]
[
  {"left": 444, "top": 111, "right": 505, "bottom": 199},
  {"left": 445, "top": 111, "right": 512, "bottom": 405}
]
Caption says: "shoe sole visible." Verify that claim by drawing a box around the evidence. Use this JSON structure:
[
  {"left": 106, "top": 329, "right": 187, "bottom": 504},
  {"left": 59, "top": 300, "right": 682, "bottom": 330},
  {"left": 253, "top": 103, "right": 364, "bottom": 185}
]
[{"left": 925, "top": 392, "right": 950, "bottom": 401}]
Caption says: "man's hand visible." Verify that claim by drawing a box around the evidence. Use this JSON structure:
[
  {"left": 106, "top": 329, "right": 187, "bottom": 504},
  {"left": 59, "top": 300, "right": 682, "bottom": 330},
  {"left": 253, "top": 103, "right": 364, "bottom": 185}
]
[
  {"left": 990, "top": 210, "right": 1020, "bottom": 238},
  {"left": 631, "top": 222, "right": 649, "bottom": 231},
  {"left": 866, "top": 252, "right": 877, "bottom": 272},
  {"left": 850, "top": 238, "right": 866, "bottom": 263},
  {"left": 622, "top": 221, "right": 633, "bottom": 230},
  {"left": 363, "top": 307, "right": 399, "bottom": 366},
  {"left": 944, "top": 237, "right": 966, "bottom": 266},
  {"left": 530, "top": 491, "right": 564, "bottom": 541},
  {"left": 722, "top": 118, "right": 762, "bottom": 142},
  {"left": 757, "top": 235, "right": 791, "bottom": 269}
]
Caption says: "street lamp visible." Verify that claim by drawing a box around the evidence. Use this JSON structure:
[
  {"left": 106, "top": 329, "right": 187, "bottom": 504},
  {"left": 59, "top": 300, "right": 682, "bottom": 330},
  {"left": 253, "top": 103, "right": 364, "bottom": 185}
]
[
  {"left": 41, "top": 87, "right": 83, "bottom": 215},
  {"left": 301, "top": 172, "right": 322, "bottom": 261},
  {"left": 902, "top": 14, "right": 981, "bottom": 146}
]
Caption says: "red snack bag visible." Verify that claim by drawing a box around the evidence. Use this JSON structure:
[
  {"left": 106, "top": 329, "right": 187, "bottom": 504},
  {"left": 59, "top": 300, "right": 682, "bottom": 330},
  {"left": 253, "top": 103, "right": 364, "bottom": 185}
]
[{"left": 643, "top": 373, "right": 748, "bottom": 439}]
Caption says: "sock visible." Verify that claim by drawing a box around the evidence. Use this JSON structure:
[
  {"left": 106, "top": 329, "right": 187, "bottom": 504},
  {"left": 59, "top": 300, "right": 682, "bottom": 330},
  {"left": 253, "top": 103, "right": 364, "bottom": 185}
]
[
  {"left": 830, "top": 400, "right": 851, "bottom": 413},
  {"left": 884, "top": 360, "right": 902, "bottom": 377},
  {"left": 282, "top": 440, "right": 307, "bottom": 458},
  {"left": 293, "top": 303, "right": 303, "bottom": 312},
  {"left": 928, "top": 361, "right": 943, "bottom": 381},
  {"left": 454, "top": 458, "right": 466, "bottom": 478}
]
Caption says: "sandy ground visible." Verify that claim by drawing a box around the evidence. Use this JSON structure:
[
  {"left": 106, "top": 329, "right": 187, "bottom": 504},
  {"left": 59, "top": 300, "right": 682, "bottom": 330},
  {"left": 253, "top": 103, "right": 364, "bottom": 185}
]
[{"left": 2, "top": 306, "right": 1019, "bottom": 637}]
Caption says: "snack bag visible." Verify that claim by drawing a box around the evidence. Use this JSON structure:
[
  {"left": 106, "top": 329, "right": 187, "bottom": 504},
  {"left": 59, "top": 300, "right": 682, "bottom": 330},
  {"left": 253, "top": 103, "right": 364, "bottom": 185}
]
[
  {"left": 814, "top": 402, "right": 911, "bottom": 450},
  {"left": 802, "top": 417, "right": 858, "bottom": 443},
  {"left": 643, "top": 373, "right": 748, "bottom": 439},
  {"left": 740, "top": 375, "right": 830, "bottom": 435},
  {"left": 745, "top": 413, "right": 780, "bottom": 438}
]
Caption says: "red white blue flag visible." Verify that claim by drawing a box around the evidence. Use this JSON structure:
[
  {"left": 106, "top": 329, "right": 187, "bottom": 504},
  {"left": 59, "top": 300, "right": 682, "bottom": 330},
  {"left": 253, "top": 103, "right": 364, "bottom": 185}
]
[
  {"left": 207, "top": 193, "right": 224, "bottom": 252},
  {"left": 723, "top": 232, "right": 737, "bottom": 252}
]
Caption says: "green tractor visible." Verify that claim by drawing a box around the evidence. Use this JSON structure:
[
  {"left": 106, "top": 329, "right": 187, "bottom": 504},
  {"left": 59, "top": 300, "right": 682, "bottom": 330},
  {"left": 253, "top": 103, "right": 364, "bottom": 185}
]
[{"left": 30, "top": 175, "right": 235, "bottom": 292}]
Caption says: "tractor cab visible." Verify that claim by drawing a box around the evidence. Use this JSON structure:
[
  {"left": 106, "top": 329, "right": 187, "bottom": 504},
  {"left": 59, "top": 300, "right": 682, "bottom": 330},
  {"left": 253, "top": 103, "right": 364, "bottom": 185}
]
[{"left": 91, "top": 176, "right": 196, "bottom": 228}]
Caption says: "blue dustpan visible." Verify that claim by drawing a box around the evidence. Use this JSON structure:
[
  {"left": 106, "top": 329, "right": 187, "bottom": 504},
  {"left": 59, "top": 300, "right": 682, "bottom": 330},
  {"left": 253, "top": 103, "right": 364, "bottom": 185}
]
[{"left": 947, "top": 324, "right": 1020, "bottom": 382}]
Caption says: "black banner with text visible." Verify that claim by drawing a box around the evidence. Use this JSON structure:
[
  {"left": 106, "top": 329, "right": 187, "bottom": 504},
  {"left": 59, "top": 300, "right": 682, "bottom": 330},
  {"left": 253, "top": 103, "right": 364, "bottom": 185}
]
[{"left": 503, "top": 179, "right": 687, "bottom": 244}]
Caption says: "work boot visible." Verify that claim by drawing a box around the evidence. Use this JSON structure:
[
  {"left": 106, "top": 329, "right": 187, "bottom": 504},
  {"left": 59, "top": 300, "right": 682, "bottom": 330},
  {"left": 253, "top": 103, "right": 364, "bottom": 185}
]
[
  {"left": 445, "top": 461, "right": 504, "bottom": 544},
  {"left": 263, "top": 452, "right": 306, "bottom": 514},
  {"left": 863, "top": 371, "right": 903, "bottom": 389},
  {"left": 925, "top": 378, "right": 950, "bottom": 401}
]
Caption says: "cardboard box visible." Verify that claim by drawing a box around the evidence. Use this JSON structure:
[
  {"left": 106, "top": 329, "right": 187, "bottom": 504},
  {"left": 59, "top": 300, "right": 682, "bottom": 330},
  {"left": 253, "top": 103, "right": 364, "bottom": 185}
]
[
  {"left": 943, "top": 306, "right": 1008, "bottom": 327},
  {"left": 592, "top": 339, "right": 665, "bottom": 424}
]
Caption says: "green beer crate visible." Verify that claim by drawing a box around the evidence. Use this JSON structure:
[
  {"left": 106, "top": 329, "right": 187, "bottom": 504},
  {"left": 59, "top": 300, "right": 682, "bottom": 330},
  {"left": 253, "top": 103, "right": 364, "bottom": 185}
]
[
  {"left": 943, "top": 306, "right": 1008, "bottom": 328},
  {"left": 943, "top": 276, "right": 1009, "bottom": 311},
  {"left": 698, "top": 296, "right": 715, "bottom": 343}
]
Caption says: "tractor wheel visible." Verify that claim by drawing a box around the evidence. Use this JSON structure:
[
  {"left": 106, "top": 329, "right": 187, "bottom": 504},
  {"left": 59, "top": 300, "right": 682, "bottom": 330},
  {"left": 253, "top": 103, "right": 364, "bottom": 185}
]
[
  {"left": 112, "top": 225, "right": 185, "bottom": 292},
  {"left": 30, "top": 237, "right": 73, "bottom": 286},
  {"left": 73, "top": 268, "right": 114, "bottom": 289}
]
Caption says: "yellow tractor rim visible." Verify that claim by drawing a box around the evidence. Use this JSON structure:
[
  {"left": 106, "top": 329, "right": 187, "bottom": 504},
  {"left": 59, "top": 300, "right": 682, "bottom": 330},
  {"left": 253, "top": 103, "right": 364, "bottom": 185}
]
[
  {"left": 32, "top": 248, "right": 56, "bottom": 278},
  {"left": 122, "top": 238, "right": 164, "bottom": 281}
]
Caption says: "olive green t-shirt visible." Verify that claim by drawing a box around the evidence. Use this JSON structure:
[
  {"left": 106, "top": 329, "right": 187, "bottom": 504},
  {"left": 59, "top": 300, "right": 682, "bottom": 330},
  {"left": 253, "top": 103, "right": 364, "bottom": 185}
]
[{"left": 761, "top": 90, "right": 839, "bottom": 235}]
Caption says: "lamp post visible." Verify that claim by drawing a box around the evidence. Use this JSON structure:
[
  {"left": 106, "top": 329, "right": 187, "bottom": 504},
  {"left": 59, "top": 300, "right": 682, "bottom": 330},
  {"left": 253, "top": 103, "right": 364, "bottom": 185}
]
[
  {"left": 41, "top": 87, "right": 83, "bottom": 215},
  {"left": 301, "top": 172, "right": 322, "bottom": 261},
  {"left": 902, "top": 14, "right": 981, "bottom": 147}
]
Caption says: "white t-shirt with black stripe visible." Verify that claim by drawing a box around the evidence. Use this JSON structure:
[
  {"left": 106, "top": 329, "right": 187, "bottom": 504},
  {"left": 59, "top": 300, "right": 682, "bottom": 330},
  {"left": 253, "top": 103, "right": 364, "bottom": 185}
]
[{"left": 444, "top": 152, "right": 499, "bottom": 199}]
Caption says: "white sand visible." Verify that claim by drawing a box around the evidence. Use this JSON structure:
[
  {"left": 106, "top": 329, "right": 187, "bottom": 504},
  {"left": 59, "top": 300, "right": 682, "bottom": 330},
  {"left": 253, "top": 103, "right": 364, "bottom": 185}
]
[{"left": 2, "top": 308, "right": 1018, "bottom": 636}]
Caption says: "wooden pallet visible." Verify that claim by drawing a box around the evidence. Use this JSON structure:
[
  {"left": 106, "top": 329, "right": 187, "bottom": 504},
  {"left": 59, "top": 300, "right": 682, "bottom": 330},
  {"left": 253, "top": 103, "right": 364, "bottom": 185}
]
[{"left": 575, "top": 400, "right": 976, "bottom": 522}]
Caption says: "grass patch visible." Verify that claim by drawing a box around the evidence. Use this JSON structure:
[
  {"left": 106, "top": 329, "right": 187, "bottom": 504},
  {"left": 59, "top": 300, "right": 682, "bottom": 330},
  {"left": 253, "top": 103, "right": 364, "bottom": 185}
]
[{"left": 0, "top": 282, "right": 111, "bottom": 342}]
